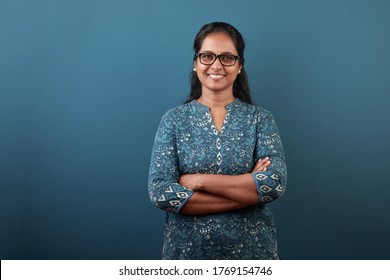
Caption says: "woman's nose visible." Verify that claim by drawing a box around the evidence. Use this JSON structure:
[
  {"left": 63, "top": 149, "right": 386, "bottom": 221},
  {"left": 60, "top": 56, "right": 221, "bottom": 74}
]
[{"left": 211, "top": 56, "right": 223, "bottom": 69}]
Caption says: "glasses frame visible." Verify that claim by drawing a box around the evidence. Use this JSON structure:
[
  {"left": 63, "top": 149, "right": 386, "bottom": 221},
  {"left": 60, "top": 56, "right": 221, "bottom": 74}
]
[{"left": 194, "top": 53, "right": 241, "bottom": 67}]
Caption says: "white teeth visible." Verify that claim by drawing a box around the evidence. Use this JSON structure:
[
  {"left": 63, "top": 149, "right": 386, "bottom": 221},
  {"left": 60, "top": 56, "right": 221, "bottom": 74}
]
[{"left": 208, "top": 74, "right": 225, "bottom": 79}]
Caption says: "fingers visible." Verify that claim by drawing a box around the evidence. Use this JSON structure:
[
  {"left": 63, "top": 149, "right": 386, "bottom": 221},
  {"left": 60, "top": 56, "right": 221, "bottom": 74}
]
[
  {"left": 253, "top": 157, "right": 271, "bottom": 172},
  {"left": 179, "top": 174, "right": 199, "bottom": 191}
]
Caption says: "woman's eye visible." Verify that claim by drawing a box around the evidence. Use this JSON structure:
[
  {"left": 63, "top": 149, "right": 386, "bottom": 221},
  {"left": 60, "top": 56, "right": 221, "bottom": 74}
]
[
  {"left": 222, "top": 55, "right": 234, "bottom": 62},
  {"left": 202, "top": 54, "right": 214, "bottom": 60}
]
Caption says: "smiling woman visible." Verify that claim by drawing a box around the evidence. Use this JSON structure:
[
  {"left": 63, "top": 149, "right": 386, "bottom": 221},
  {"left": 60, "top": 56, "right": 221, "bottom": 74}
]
[
  {"left": 148, "top": 22, "right": 287, "bottom": 260},
  {"left": 193, "top": 32, "right": 242, "bottom": 100},
  {"left": 188, "top": 22, "right": 252, "bottom": 105}
]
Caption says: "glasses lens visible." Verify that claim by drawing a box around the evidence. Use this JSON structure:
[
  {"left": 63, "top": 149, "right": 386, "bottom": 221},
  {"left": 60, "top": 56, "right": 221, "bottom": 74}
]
[
  {"left": 200, "top": 53, "right": 216, "bottom": 65},
  {"left": 220, "top": 55, "right": 236, "bottom": 66}
]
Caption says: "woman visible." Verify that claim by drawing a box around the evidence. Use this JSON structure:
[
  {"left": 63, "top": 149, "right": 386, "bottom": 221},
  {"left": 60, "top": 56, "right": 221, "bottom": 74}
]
[{"left": 148, "top": 22, "right": 287, "bottom": 259}]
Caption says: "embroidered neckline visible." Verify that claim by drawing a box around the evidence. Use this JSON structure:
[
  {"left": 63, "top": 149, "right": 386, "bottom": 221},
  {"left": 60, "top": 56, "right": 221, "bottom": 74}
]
[{"left": 191, "top": 98, "right": 240, "bottom": 112}]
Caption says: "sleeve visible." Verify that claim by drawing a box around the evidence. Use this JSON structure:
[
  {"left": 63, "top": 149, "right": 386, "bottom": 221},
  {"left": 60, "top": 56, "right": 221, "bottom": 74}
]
[
  {"left": 148, "top": 110, "right": 194, "bottom": 213},
  {"left": 251, "top": 109, "right": 287, "bottom": 205}
]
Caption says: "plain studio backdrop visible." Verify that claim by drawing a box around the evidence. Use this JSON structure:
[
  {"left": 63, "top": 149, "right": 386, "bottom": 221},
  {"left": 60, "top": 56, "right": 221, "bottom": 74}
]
[{"left": 1, "top": 0, "right": 389, "bottom": 259}]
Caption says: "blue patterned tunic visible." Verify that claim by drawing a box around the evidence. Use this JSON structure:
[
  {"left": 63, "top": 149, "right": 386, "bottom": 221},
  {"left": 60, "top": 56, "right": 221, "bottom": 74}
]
[{"left": 148, "top": 99, "right": 287, "bottom": 259}]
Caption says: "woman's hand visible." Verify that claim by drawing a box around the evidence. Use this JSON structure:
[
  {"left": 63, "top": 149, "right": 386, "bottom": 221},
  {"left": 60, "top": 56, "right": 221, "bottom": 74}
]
[
  {"left": 179, "top": 174, "right": 203, "bottom": 191},
  {"left": 252, "top": 157, "right": 271, "bottom": 172}
]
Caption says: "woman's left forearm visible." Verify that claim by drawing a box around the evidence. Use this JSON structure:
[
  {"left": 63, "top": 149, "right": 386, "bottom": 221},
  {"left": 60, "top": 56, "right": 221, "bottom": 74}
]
[{"left": 180, "top": 173, "right": 259, "bottom": 205}]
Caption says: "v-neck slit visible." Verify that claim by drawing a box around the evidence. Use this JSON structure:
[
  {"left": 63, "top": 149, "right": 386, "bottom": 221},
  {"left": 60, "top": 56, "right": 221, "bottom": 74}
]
[{"left": 192, "top": 99, "right": 237, "bottom": 136}]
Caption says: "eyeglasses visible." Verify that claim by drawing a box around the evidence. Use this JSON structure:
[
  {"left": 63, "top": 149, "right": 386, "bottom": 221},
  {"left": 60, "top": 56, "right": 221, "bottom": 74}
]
[{"left": 195, "top": 53, "right": 241, "bottom": 67}]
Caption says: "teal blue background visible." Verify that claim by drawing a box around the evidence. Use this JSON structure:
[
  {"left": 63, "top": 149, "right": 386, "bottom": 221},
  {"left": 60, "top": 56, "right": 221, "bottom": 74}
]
[{"left": 1, "top": 0, "right": 389, "bottom": 259}]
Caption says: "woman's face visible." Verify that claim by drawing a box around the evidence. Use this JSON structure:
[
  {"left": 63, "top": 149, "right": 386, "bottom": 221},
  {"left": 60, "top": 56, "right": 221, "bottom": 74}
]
[{"left": 195, "top": 32, "right": 242, "bottom": 96}]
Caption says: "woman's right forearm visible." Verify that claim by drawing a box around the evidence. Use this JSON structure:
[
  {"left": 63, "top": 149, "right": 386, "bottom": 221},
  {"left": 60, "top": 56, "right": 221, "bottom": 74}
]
[{"left": 179, "top": 191, "right": 246, "bottom": 215}]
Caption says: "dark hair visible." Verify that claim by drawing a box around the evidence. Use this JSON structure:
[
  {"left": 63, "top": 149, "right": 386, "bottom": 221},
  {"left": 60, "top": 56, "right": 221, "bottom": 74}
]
[{"left": 186, "top": 22, "right": 253, "bottom": 104}]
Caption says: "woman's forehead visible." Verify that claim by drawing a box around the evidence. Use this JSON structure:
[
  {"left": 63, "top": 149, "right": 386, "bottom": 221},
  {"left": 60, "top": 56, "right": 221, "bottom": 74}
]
[{"left": 199, "top": 32, "right": 237, "bottom": 54}]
